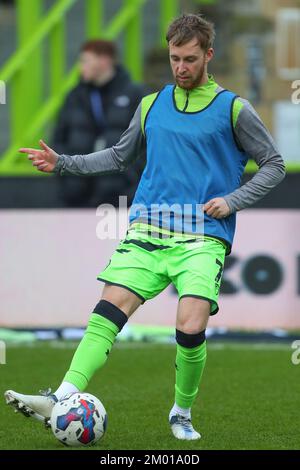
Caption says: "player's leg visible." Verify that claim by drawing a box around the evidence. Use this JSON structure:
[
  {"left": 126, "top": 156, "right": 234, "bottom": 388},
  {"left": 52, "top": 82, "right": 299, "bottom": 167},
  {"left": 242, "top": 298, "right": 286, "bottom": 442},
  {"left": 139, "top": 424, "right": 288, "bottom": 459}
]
[
  {"left": 55, "top": 284, "right": 142, "bottom": 398},
  {"left": 5, "top": 284, "right": 142, "bottom": 424},
  {"left": 168, "top": 236, "right": 226, "bottom": 440},
  {"left": 169, "top": 297, "right": 209, "bottom": 440},
  {"left": 5, "top": 226, "right": 169, "bottom": 425}
]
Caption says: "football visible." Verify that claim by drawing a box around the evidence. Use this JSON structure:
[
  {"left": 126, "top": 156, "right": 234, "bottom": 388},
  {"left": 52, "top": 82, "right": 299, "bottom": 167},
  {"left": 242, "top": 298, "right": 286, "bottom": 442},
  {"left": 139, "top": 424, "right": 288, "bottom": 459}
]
[{"left": 50, "top": 392, "right": 107, "bottom": 447}]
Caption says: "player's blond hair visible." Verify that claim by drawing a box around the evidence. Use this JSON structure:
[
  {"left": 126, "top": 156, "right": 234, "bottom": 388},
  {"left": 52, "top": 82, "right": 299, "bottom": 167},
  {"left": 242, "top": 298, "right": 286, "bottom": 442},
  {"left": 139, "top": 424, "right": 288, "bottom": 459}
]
[{"left": 166, "top": 13, "right": 215, "bottom": 52}]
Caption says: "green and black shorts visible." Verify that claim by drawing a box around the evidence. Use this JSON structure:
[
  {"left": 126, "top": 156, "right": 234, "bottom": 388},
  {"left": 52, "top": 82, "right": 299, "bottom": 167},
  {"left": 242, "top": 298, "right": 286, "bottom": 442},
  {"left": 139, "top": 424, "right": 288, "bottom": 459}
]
[{"left": 98, "top": 223, "right": 226, "bottom": 315}]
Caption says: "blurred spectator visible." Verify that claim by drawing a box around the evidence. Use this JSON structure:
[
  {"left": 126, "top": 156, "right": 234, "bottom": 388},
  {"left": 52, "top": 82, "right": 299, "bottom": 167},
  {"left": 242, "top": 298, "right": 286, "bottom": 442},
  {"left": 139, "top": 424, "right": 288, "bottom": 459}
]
[{"left": 52, "top": 39, "right": 147, "bottom": 206}]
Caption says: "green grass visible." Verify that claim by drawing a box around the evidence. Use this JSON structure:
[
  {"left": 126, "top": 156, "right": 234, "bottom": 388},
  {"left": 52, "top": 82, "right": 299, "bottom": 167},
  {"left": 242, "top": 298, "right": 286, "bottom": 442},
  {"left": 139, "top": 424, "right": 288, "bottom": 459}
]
[{"left": 0, "top": 342, "right": 299, "bottom": 450}]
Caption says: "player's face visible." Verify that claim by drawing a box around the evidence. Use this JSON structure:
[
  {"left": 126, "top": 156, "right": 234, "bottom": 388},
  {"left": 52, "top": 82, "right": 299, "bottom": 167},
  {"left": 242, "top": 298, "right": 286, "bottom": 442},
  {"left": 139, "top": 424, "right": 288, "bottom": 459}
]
[
  {"left": 80, "top": 51, "right": 113, "bottom": 82},
  {"left": 169, "top": 39, "right": 214, "bottom": 90}
]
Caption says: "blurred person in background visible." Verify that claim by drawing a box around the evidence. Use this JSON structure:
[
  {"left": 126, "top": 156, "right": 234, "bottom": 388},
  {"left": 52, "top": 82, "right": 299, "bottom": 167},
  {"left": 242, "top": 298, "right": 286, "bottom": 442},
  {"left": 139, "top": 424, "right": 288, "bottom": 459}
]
[{"left": 52, "top": 39, "right": 147, "bottom": 206}]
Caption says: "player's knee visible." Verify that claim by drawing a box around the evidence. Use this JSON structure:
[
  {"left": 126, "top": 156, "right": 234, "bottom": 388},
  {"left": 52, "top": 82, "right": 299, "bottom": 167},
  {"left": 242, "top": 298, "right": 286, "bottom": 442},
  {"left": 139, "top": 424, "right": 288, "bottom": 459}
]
[
  {"left": 93, "top": 299, "right": 128, "bottom": 331},
  {"left": 176, "top": 329, "right": 206, "bottom": 348},
  {"left": 176, "top": 316, "right": 208, "bottom": 335},
  {"left": 101, "top": 284, "right": 141, "bottom": 316}
]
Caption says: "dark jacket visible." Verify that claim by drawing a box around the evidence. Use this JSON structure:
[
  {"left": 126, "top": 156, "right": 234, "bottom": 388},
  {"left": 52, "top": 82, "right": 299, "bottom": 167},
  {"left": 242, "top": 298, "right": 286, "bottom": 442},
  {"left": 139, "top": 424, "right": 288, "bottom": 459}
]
[{"left": 52, "top": 65, "right": 147, "bottom": 206}]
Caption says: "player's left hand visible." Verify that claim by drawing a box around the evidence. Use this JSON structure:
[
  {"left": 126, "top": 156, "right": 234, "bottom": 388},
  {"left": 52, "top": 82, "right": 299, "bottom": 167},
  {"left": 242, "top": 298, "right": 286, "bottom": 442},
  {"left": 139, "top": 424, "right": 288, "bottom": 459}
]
[{"left": 203, "top": 197, "right": 231, "bottom": 219}]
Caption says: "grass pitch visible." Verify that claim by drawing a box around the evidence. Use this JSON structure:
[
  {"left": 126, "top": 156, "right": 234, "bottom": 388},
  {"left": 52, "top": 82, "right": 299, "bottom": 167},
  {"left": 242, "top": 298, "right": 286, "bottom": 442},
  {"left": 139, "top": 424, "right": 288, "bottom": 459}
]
[{"left": 0, "top": 341, "right": 299, "bottom": 450}]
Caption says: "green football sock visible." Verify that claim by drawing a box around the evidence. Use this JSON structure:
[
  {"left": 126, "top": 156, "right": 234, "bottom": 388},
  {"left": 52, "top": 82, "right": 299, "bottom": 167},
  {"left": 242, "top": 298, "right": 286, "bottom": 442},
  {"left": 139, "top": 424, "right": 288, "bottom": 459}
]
[
  {"left": 175, "top": 341, "right": 207, "bottom": 409},
  {"left": 64, "top": 313, "right": 119, "bottom": 391}
]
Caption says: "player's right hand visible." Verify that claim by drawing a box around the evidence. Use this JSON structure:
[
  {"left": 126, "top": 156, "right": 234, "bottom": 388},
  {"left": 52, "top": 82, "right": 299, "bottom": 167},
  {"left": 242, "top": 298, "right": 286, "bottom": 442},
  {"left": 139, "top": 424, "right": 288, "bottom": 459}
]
[{"left": 19, "top": 139, "right": 59, "bottom": 173}]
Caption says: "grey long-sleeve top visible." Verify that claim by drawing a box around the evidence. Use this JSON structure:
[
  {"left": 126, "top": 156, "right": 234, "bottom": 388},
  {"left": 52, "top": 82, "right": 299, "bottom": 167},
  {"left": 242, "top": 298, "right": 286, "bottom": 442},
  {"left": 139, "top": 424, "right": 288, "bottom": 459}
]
[{"left": 54, "top": 89, "right": 286, "bottom": 214}]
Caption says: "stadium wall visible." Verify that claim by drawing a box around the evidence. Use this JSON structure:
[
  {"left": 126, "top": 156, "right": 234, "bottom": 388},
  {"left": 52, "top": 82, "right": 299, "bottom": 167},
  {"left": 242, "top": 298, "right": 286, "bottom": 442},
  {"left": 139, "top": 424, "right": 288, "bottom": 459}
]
[
  {"left": 0, "top": 173, "right": 299, "bottom": 208},
  {"left": 1, "top": 207, "right": 299, "bottom": 330}
]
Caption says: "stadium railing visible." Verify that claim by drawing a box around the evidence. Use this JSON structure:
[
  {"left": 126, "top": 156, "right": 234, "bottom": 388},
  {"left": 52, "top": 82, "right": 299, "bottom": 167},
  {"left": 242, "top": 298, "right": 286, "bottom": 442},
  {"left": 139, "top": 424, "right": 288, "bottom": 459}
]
[{"left": 0, "top": 0, "right": 179, "bottom": 175}]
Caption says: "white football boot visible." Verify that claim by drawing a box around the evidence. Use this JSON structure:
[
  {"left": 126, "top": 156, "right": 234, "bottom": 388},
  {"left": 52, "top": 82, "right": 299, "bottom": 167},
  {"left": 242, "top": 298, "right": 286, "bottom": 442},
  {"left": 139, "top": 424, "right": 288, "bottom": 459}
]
[
  {"left": 169, "top": 414, "right": 201, "bottom": 440},
  {"left": 4, "top": 388, "right": 57, "bottom": 427}
]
